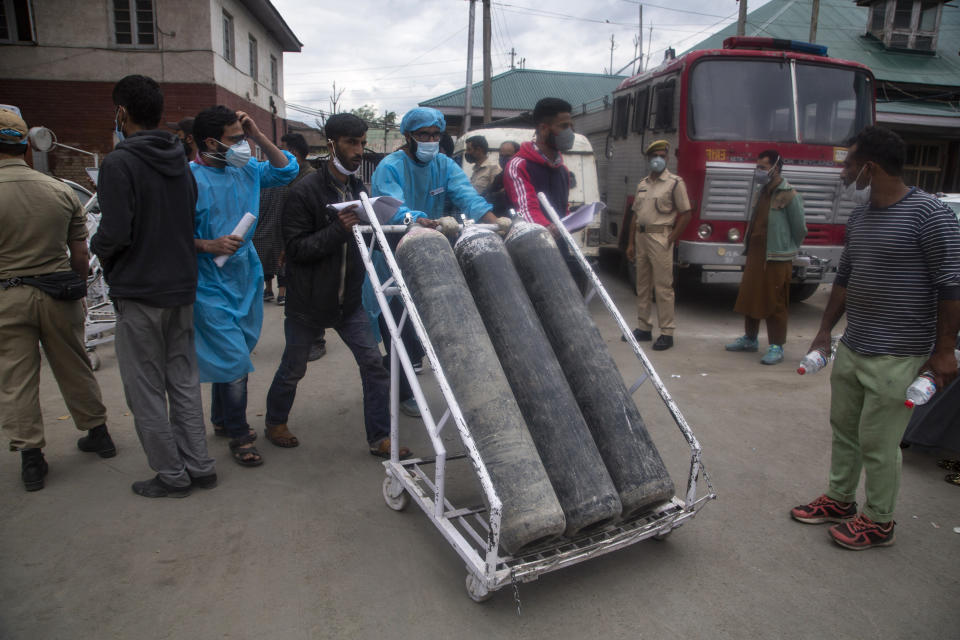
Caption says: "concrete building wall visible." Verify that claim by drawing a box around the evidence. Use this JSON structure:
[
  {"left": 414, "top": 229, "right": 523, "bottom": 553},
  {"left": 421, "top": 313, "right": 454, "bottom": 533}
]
[
  {"left": 210, "top": 0, "right": 287, "bottom": 119},
  {"left": 0, "top": 0, "right": 214, "bottom": 84}
]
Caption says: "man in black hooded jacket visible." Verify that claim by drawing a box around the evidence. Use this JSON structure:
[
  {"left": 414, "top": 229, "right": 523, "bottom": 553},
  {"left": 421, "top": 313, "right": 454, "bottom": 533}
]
[
  {"left": 93, "top": 75, "right": 216, "bottom": 498},
  {"left": 263, "top": 113, "right": 409, "bottom": 459}
]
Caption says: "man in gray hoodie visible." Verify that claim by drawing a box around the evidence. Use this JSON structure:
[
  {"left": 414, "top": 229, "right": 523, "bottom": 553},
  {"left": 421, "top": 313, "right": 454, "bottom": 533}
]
[{"left": 93, "top": 75, "right": 216, "bottom": 498}]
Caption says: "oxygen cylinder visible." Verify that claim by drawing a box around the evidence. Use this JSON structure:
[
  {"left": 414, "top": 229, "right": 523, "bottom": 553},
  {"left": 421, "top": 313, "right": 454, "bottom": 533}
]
[
  {"left": 504, "top": 222, "right": 675, "bottom": 516},
  {"left": 395, "top": 226, "right": 566, "bottom": 554},
  {"left": 454, "top": 227, "right": 622, "bottom": 536}
]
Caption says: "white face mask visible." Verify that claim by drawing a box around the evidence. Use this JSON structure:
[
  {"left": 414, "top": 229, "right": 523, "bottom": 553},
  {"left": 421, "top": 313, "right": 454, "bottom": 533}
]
[
  {"left": 754, "top": 167, "right": 772, "bottom": 188},
  {"left": 225, "top": 140, "right": 252, "bottom": 167},
  {"left": 649, "top": 156, "right": 666, "bottom": 174},
  {"left": 329, "top": 139, "right": 359, "bottom": 175},
  {"left": 843, "top": 164, "right": 872, "bottom": 205},
  {"left": 203, "top": 138, "right": 251, "bottom": 167}
]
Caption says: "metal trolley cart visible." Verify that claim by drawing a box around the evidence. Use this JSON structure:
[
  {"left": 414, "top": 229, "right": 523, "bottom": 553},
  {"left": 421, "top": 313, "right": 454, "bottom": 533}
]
[
  {"left": 354, "top": 193, "right": 715, "bottom": 602},
  {"left": 80, "top": 193, "right": 115, "bottom": 371}
]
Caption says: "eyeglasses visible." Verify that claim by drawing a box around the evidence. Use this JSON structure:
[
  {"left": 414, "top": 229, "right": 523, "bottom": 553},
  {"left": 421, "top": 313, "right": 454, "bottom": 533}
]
[{"left": 411, "top": 131, "right": 442, "bottom": 142}]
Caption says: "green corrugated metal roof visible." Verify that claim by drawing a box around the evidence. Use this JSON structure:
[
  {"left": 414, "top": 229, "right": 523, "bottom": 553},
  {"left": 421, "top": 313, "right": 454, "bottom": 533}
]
[
  {"left": 877, "top": 100, "right": 960, "bottom": 116},
  {"left": 419, "top": 69, "right": 626, "bottom": 111},
  {"left": 687, "top": 0, "right": 960, "bottom": 89}
]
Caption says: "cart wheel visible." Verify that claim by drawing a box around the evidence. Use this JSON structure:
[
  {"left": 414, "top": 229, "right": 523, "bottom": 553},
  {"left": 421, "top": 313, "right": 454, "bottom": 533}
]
[
  {"left": 465, "top": 573, "right": 492, "bottom": 603},
  {"left": 382, "top": 475, "right": 409, "bottom": 511},
  {"left": 88, "top": 351, "right": 100, "bottom": 371}
]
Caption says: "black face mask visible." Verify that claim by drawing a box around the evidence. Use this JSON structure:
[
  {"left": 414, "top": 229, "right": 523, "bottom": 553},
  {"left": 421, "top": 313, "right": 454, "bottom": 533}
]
[{"left": 464, "top": 152, "right": 477, "bottom": 164}]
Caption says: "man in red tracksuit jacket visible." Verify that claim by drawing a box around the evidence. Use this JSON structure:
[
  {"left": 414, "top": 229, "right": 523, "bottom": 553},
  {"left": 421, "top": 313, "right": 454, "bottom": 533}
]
[{"left": 503, "top": 97, "right": 585, "bottom": 287}]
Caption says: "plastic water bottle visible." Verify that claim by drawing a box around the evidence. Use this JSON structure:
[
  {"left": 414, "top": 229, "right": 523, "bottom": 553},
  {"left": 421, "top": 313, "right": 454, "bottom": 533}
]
[
  {"left": 797, "top": 350, "right": 829, "bottom": 375},
  {"left": 905, "top": 372, "right": 937, "bottom": 408}
]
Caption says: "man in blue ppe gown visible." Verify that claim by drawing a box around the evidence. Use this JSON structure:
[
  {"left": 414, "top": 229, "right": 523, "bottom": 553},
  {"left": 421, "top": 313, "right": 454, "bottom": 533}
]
[
  {"left": 364, "top": 107, "right": 496, "bottom": 417},
  {"left": 190, "top": 105, "right": 298, "bottom": 467}
]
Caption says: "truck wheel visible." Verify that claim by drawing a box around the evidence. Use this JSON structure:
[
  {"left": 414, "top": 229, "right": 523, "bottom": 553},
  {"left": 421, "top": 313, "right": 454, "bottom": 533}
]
[{"left": 790, "top": 283, "right": 820, "bottom": 303}]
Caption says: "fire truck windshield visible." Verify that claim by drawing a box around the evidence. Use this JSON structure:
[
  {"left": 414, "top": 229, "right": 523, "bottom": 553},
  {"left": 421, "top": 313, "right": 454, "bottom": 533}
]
[{"left": 689, "top": 58, "right": 873, "bottom": 145}]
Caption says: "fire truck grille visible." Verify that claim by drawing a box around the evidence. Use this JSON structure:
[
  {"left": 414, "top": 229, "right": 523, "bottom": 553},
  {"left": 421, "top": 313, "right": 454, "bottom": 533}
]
[{"left": 702, "top": 162, "right": 856, "bottom": 227}]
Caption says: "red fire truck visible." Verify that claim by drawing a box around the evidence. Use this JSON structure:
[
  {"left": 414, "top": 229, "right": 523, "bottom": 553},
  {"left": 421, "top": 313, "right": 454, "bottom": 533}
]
[{"left": 582, "top": 37, "right": 876, "bottom": 300}]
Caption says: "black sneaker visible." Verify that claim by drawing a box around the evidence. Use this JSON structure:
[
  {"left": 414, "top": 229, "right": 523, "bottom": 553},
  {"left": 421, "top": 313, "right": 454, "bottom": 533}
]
[
  {"left": 307, "top": 342, "right": 326, "bottom": 361},
  {"left": 131, "top": 476, "right": 192, "bottom": 498},
  {"left": 77, "top": 424, "right": 117, "bottom": 458},
  {"left": 621, "top": 328, "right": 653, "bottom": 342},
  {"left": 21, "top": 448, "right": 48, "bottom": 492},
  {"left": 652, "top": 335, "right": 674, "bottom": 351},
  {"left": 189, "top": 472, "right": 218, "bottom": 490}
]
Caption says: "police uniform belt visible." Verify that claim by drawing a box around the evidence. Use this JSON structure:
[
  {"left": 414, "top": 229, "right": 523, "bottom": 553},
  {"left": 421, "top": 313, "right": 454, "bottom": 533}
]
[{"left": 637, "top": 224, "right": 672, "bottom": 233}]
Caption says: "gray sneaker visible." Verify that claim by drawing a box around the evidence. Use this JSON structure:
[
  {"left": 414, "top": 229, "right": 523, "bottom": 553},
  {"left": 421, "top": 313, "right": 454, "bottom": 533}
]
[
  {"left": 400, "top": 398, "right": 421, "bottom": 418},
  {"left": 761, "top": 344, "right": 784, "bottom": 365},
  {"left": 725, "top": 335, "right": 759, "bottom": 352}
]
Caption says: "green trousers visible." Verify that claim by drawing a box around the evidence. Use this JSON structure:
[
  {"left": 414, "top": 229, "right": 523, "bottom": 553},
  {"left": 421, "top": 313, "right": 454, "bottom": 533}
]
[{"left": 826, "top": 342, "right": 926, "bottom": 522}]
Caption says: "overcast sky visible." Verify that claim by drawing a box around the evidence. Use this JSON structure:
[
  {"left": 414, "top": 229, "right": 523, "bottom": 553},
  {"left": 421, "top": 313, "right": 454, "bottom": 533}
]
[{"left": 271, "top": 0, "right": 775, "bottom": 123}]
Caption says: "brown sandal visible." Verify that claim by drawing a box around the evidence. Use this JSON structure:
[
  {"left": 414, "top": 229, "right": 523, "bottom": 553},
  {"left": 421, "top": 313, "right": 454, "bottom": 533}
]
[
  {"left": 945, "top": 472, "right": 960, "bottom": 487},
  {"left": 369, "top": 437, "right": 411, "bottom": 460},
  {"left": 265, "top": 423, "right": 299, "bottom": 448}
]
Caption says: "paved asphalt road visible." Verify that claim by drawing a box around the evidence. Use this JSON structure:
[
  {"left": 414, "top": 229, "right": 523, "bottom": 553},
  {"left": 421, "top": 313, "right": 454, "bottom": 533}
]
[{"left": 1, "top": 260, "right": 957, "bottom": 639}]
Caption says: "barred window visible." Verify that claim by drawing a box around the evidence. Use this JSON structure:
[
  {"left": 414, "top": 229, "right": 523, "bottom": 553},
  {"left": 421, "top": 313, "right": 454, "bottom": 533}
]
[{"left": 113, "top": 0, "right": 155, "bottom": 48}]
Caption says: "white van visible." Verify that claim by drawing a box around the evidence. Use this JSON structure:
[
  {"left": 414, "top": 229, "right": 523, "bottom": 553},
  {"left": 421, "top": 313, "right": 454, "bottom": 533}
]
[{"left": 452, "top": 128, "right": 603, "bottom": 258}]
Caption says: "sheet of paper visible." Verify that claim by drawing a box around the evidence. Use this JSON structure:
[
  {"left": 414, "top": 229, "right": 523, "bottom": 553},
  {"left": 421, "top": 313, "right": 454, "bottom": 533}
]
[
  {"left": 214, "top": 212, "right": 256, "bottom": 267},
  {"left": 560, "top": 202, "right": 605, "bottom": 232},
  {"left": 330, "top": 196, "right": 403, "bottom": 224}
]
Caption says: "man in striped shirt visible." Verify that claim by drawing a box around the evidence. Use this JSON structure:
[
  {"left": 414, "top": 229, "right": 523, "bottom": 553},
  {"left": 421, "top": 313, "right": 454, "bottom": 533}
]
[{"left": 791, "top": 126, "right": 960, "bottom": 550}]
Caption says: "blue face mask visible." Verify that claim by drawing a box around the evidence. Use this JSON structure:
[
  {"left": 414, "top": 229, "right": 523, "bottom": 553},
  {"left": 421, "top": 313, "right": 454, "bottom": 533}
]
[
  {"left": 415, "top": 140, "right": 439, "bottom": 164},
  {"left": 649, "top": 156, "right": 666, "bottom": 173},
  {"left": 499, "top": 155, "right": 510, "bottom": 170}
]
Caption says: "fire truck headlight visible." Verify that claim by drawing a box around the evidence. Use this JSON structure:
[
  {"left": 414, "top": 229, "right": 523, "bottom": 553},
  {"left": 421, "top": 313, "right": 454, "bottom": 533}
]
[
  {"left": 697, "top": 223, "right": 713, "bottom": 240},
  {"left": 727, "top": 227, "right": 742, "bottom": 242}
]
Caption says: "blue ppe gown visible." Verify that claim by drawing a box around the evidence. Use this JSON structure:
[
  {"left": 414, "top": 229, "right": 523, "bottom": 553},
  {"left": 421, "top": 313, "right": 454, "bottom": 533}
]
[
  {"left": 190, "top": 153, "right": 298, "bottom": 383},
  {"left": 362, "top": 150, "right": 493, "bottom": 341}
]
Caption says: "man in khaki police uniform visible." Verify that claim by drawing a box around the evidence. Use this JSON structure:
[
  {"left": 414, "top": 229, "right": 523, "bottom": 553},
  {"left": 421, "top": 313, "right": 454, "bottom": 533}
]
[
  {"left": 626, "top": 139, "right": 691, "bottom": 351},
  {"left": 0, "top": 107, "right": 115, "bottom": 492}
]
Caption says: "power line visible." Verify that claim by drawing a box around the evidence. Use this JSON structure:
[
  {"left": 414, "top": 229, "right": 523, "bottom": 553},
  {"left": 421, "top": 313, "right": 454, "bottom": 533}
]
[{"left": 373, "top": 23, "right": 469, "bottom": 83}]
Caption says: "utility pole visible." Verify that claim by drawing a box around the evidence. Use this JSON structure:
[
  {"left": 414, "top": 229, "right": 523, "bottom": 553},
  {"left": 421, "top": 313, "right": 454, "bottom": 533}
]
[
  {"left": 638, "top": 3, "right": 643, "bottom": 74},
  {"left": 464, "top": 0, "right": 476, "bottom": 134},
  {"left": 608, "top": 34, "right": 616, "bottom": 75},
  {"left": 737, "top": 0, "right": 748, "bottom": 37},
  {"left": 509, "top": 47, "right": 516, "bottom": 70},
  {"left": 809, "top": 0, "right": 820, "bottom": 43},
  {"left": 482, "top": 0, "right": 492, "bottom": 124}
]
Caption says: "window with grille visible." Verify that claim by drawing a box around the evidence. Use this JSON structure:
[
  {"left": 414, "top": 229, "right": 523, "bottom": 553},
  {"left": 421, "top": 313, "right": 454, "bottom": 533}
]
[
  {"left": 650, "top": 79, "right": 676, "bottom": 131},
  {"left": 0, "top": 0, "right": 35, "bottom": 43},
  {"left": 223, "top": 10, "right": 235, "bottom": 64},
  {"left": 632, "top": 88, "right": 649, "bottom": 134},
  {"left": 903, "top": 141, "right": 945, "bottom": 192},
  {"left": 866, "top": 0, "right": 943, "bottom": 52},
  {"left": 610, "top": 94, "right": 631, "bottom": 140},
  {"left": 270, "top": 55, "right": 279, "bottom": 94},
  {"left": 249, "top": 34, "right": 258, "bottom": 95},
  {"left": 113, "top": 0, "right": 155, "bottom": 47}
]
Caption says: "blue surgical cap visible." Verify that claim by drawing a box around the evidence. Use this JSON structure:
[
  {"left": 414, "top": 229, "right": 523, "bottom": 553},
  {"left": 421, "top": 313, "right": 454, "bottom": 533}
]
[{"left": 400, "top": 107, "right": 446, "bottom": 134}]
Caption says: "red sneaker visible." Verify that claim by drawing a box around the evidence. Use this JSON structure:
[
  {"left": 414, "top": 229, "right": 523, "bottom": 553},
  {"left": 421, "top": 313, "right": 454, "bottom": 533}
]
[
  {"left": 829, "top": 514, "right": 895, "bottom": 550},
  {"left": 790, "top": 494, "right": 857, "bottom": 524}
]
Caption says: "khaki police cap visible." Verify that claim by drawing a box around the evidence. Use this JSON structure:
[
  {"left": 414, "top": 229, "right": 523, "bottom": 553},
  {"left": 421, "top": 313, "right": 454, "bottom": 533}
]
[
  {"left": 645, "top": 139, "right": 669, "bottom": 155},
  {"left": 0, "top": 108, "right": 28, "bottom": 144}
]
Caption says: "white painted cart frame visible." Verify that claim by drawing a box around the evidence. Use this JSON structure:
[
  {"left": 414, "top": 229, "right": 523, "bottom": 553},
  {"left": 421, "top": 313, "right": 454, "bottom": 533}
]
[
  {"left": 80, "top": 193, "right": 115, "bottom": 371},
  {"left": 354, "top": 192, "right": 715, "bottom": 602}
]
